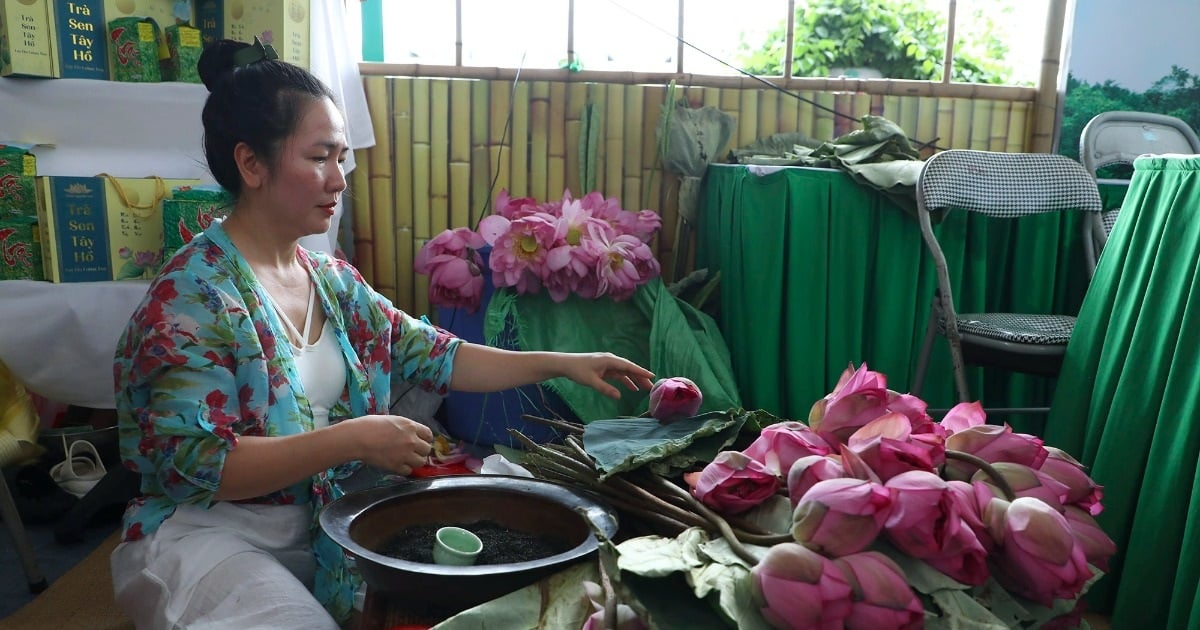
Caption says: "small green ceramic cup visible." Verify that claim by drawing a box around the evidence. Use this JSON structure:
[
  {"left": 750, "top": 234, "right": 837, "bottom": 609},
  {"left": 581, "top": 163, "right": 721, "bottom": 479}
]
[{"left": 433, "top": 526, "right": 483, "bottom": 566}]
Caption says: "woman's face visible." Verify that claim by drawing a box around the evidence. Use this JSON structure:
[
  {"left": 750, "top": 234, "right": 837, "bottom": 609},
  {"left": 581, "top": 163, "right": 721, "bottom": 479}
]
[{"left": 260, "top": 97, "right": 350, "bottom": 238}]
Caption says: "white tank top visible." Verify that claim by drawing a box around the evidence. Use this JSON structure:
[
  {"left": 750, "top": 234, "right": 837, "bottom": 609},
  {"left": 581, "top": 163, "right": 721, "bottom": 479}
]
[{"left": 265, "top": 282, "right": 346, "bottom": 429}]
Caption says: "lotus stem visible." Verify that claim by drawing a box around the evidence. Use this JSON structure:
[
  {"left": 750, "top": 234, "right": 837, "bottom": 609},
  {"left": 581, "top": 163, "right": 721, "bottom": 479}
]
[
  {"left": 645, "top": 475, "right": 761, "bottom": 567},
  {"left": 945, "top": 449, "right": 1016, "bottom": 501},
  {"left": 520, "top": 413, "right": 585, "bottom": 435}
]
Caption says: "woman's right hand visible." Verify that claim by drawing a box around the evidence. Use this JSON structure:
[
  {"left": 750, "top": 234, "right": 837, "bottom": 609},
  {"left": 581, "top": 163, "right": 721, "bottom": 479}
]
[{"left": 343, "top": 414, "right": 434, "bottom": 476}]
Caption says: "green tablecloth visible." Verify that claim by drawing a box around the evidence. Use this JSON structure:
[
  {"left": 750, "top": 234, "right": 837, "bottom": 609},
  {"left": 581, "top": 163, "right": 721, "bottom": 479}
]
[
  {"left": 1044, "top": 155, "right": 1200, "bottom": 629},
  {"left": 696, "top": 164, "right": 1095, "bottom": 434}
]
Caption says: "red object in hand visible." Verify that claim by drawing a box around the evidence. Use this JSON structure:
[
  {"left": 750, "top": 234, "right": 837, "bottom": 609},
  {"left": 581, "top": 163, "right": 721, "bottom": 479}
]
[{"left": 409, "top": 462, "right": 475, "bottom": 478}]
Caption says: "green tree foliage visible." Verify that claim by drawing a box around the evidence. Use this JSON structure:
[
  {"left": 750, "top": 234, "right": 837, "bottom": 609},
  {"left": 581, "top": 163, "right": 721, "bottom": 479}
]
[
  {"left": 1060, "top": 67, "right": 1200, "bottom": 164},
  {"left": 736, "top": 0, "right": 1011, "bottom": 84}
]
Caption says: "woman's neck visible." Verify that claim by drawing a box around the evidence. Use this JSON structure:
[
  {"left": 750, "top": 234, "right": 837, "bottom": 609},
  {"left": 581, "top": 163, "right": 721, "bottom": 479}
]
[{"left": 222, "top": 204, "right": 301, "bottom": 273}]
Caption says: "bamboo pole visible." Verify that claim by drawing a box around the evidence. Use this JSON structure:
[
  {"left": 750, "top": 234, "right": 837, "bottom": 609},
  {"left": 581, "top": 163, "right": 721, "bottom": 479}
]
[
  {"left": 604, "top": 83, "right": 624, "bottom": 200},
  {"left": 935, "top": 97, "right": 955, "bottom": 152},
  {"left": 430, "top": 80, "right": 450, "bottom": 236},
  {"left": 882, "top": 94, "right": 902, "bottom": 130},
  {"left": 969, "top": 98, "right": 992, "bottom": 151},
  {"left": 350, "top": 148, "right": 374, "bottom": 281},
  {"left": 942, "top": 0, "right": 957, "bottom": 84},
  {"left": 737, "top": 89, "right": 758, "bottom": 150},
  {"left": 623, "top": 85, "right": 644, "bottom": 209},
  {"left": 529, "top": 81, "right": 550, "bottom": 201},
  {"left": 469, "top": 80, "right": 491, "bottom": 226},
  {"left": 359, "top": 64, "right": 1037, "bottom": 102},
  {"left": 813, "top": 92, "right": 836, "bottom": 141},
  {"left": 1030, "top": 0, "right": 1067, "bottom": 152},
  {"left": 833, "top": 92, "right": 853, "bottom": 138},
  {"left": 1008, "top": 101, "right": 1031, "bottom": 152},
  {"left": 449, "top": 80, "right": 472, "bottom": 230},
  {"left": 489, "top": 80, "right": 513, "bottom": 197},
  {"left": 783, "top": 0, "right": 795, "bottom": 79},
  {"left": 509, "top": 81, "right": 530, "bottom": 197},
  {"left": 411, "top": 79, "right": 432, "bottom": 241},
  {"left": 565, "top": 82, "right": 587, "bottom": 195},
  {"left": 989, "top": 100, "right": 1012, "bottom": 152},
  {"left": 899, "top": 96, "right": 921, "bottom": 147},
  {"left": 852, "top": 92, "right": 872, "bottom": 120},
  {"left": 391, "top": 79, "right": 416, "bottom": 312},
  {"left": 950, "top": 98, "right": 971, "bottom": 149},
  {"left": 719, "top": 89, "right": 741, "bottom": 157},
  {"left": 796, "top": 90, "right": 815, "bottom": 137},
  {"left": 548, "top": 82, "right": 567, "bottom": 197},
  {"left": 778, "top": 88, "right": 799, "bottom": 134},
  {"left": 641, "top": 84, "right": 665, "bottom": 212},
  {"left": 758, "top": 88, "right": 779, "bottom": 139},
  {"left": 364, "top": 76, "right": 394, "bottom": 299},
  {"left": 587, "top": 83, "right": 608, "bottom": 194},
  {"left": 916, "top": 96, "right": 938, "bottom": 155}
]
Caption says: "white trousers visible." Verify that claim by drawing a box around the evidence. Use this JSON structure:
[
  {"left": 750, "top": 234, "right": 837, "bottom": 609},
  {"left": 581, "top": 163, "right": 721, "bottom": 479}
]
[{"left": 110, "top": 502, "right": 340, "bottom": 630}]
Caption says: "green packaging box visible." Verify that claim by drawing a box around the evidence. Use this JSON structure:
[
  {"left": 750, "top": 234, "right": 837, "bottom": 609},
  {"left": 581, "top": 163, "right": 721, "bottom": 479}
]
[
  {"left": 0, "top": 0, "right": 59, "bottom": 78},
  {"left": 161, "top": 23, "right": 201, "bottom": 82},
  {"left": 107, "top": 16, "right": 162, "bottom": 82},
  {"left": 225, "top": 0, "right": 309, "bottom": 69},
  {"left": 0, "top": 216, "right": 44, "bottom": 281},
  {"left": 0, "top": 144, "right": 39, "bottom": 220},
  {"left": 161, "top": 184, "right": 230, "bottom": 267}
]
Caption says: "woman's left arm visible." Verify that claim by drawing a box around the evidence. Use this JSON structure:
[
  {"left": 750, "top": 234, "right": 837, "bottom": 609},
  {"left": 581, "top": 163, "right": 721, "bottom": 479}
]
[{"left": 449, "top": 343, "right": 655, "bottom": 400}]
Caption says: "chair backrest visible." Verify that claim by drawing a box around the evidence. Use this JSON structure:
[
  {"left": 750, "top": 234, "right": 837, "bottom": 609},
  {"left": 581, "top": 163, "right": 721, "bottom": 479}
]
[
  {"left": 916, "top": 150, "right": 1102, "bottom": 219},
  {"left": 1080, "top": 111, "right": 1200, "bottom": 180},
  {"left": 915, "top": 150, "right": 1102, "bottom": 324},
  {"left": 1078, "top": 111, "right": 1200, "bottom": 273}
]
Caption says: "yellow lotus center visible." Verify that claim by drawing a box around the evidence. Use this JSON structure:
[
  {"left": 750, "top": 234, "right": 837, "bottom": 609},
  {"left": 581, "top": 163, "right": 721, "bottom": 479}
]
[
  {"left": 566, "top": 226, "right": 583, "bottom": 246},
  {"left": 519, "top": 234, "right": 540, "bottom": 256}
]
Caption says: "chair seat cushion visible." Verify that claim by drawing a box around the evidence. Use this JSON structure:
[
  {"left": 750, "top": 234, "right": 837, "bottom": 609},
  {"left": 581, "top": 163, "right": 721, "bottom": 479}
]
[{"left": 952, "top": 313, "right": 1076, "bottom": 345}]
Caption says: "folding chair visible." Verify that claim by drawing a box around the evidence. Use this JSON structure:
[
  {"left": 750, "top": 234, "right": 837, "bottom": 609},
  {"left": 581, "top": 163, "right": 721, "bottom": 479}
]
[
  {"left": 910, "top": 150, "right": 1103, "bottom": 414},
  {"left": 1079, "top": 111, "right": 1200, "bottom": 274}
]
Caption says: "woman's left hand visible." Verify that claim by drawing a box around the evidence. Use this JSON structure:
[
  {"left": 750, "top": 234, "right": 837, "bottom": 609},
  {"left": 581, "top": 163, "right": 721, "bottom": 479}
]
[{"left": 558, "top": 352, "right": 655, "bottom": 400}]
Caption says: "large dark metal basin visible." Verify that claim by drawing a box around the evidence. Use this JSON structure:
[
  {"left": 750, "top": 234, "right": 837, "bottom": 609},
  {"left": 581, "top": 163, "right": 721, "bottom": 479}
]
[{"left": 319, "top": 475, "right": 618, "bottom": 611}]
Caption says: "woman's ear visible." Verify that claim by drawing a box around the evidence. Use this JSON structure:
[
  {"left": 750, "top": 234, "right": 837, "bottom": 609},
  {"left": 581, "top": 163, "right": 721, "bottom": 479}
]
[{"left": 233, "top": 142, "right": 266, "bottom": 190}]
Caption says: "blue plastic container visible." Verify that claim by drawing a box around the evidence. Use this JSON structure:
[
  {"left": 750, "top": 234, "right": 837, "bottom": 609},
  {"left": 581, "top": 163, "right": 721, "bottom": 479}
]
[{"left": 436, "top": 249, "right": 576, "bottom": 447}]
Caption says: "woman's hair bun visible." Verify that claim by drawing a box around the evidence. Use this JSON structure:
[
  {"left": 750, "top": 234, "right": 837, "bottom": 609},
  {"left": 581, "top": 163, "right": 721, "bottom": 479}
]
[{"left": 197, "top": 39, "right": 250, "bottom": 92}]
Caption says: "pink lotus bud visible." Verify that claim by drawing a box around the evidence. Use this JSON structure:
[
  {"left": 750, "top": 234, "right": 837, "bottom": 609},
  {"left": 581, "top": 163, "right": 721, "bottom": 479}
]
[
  {"left": 750, "top": 542, "right": 854, "bottom": 629},
  {"left": 984, "top": 496, "right": 1093, "bottom": 606},
  {"left": 882, "top": 471, "right": 956, "bottom": 557},
  {"left": 691, "top": 451, "right": 779, "bottom": 515},
  {"left": 972, "top": 462, "right": 1071, "bottom": 510},
  {"left": 581, "top": 581, "right": 646, "bottom": 630},
  {"left": 944, "top": 424, "right": 1047, "bottom": 481},
  {"left": 1038, "top": 447, "right": 1104, "bottom": 516},
  {"left": 792, "top": 477, "right": 892, "bottom": 556},
  {"left": 838, "top": 446, "right": 882, "bottom": 484},
  {"left": 786, "top": 455, "right": 845, "bottom": 505},
  {"left": 648, "top": 377, "right": 702, "bottom": 423},
  {"left": 946, "top": 480, "right": 995, "bottom": 553},
  {"left": 1062, "top": 505, "right": 1117, "bottom": 572},
  {"left": 833, "top": 552, "right": 924, "bottom": 630},
  {"left": 847, "top": 413, "right": 945, "bottom": 481},
  {"left": 809, "top": 363, "right": 891, "bottom": 445},
  {"left": 939, "top": 401, "right": 987, "bottom": 434},
  {"left": 743, "top": 421, "right": 832, "bottom": 477}
]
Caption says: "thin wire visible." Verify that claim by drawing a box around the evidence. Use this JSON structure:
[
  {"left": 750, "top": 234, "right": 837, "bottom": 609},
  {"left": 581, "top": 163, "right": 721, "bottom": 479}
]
[
  {"left": 477, "top": 51, "right": 526, "bottom": 225},
  {"left": 600, "top": 0, "right": 944, "bottom": 151}
]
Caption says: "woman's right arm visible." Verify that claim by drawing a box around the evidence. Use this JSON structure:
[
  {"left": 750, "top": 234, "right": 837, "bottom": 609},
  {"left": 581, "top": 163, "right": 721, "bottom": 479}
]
[{"left": 214, "top": 414, "right": 433, "bottom": 501}]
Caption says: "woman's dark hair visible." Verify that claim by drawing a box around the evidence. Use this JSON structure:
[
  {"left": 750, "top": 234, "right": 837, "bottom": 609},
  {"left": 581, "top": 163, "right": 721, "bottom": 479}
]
[{"left": 196, "top": 39, "right": 335, "bottom": 197}]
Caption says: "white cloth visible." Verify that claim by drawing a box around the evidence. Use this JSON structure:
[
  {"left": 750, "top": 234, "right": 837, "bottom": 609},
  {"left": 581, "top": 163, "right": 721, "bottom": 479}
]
[
  {"left": 264, "top": 283, "right": 346, "bottom": 430},
  {"left": 110, "top": 502, "right": 339, "bottom": 630}
]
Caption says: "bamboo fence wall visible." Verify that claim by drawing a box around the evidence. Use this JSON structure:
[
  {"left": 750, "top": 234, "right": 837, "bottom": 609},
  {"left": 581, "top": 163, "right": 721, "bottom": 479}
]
[{"left": 351, "top": 76, "right": 1037, "bottom": 316}]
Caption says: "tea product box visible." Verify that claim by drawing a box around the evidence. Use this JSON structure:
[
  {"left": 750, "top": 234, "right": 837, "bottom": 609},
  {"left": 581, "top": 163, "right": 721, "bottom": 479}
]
[
  {"left": 0, "top": 144, "right": 38, "bottom": 220},
  {"left": 161, "top": 184, "right": 230, "bottom": 267},
  {"left": 53, "top": 0, "right": 107, "bottom": 79},
  {"left": 161, "top": 22, "right": 200, "bottom": 82},
  {"left": 0, "top": 0, "right": 59, "bottom": 78},
  {"left": 36, "top": 175, "right": 198, "bottom": 282},
  {"left": 194, "top": 0, "right": 221, "bottom": 49},
  {"left": 0, "top": 216, "right": 44, "bottom": 281},
  {"left": 224, "top": 0, "right": 309, "bottom": 69},
  {"left": 102, "top": 0, "right": 188, "bottom": 32},
  {"left": 106, "top": 16, "right": 162, "bottom": 82}
]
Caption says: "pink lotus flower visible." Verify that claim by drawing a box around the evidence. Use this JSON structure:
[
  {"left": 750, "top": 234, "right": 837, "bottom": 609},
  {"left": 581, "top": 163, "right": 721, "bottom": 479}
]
[
  {"left": 833, "top": 552, "right": 925, "bottom": 630},
  {"left": 581, "top": 580, "right": 646, "bottom": 630},
  {"left": 983, "top": 496, "right": 1093, "bottom": 607},
  {"left": 786, "top": 455, "right": 845, "bottom": 505},
  {"left": 1038, "top": 447, "right": 1104, "bottom": 516},
  {"left": 883, "top": 471, "right": 989, "bottom": 585},
  {"left": 846, "top": 413, "right": 946, "bottom": 481},
  {"left": 414, "top": 227, "right": 489, "bottom": 312},
  {"left": 585, "top": 222, "right": 659, "bottom": 302},
  {"left": 486, "top": 214, "right": 559, "bottom": 295},
  {"left": 691, "top": 451, "right": 779, "bottom": 515},
  {"left": 792, "top": 477, "right": 892, "bottom": 556},
  {"left": 943, "top": 422, "right": 1047, "bottom": 481},
  {"left": 750, "top": 542, "right": 854, "bottom": 629},
  {"left": 809, "top": 363, "right": 891, "bottom": 445},
  {"left": 1062, "top": 505, "right": 1117, "bottom": 572},
  {"left": 946, "top": 480, "right": 996, "bottom": 553},
  {"left": 743, "top": 421, "right": 832, "bottom": 477},
  {"left": 973, "top": 462, "right": 1072, "bottom": 510},
  {"left": 648, "top": 377, "right": 703, "bottom": 422}
]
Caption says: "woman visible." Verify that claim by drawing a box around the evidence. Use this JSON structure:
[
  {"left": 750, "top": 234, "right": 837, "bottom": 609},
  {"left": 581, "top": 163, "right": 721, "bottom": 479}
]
[{"left": 110, "top": 39, "right": 654, "bottom": 629}]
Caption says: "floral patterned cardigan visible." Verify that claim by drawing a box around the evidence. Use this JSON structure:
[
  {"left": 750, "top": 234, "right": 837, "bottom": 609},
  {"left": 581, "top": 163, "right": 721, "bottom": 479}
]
[{"left": 113, "top": 222, "right": 461, "bottom": 622}]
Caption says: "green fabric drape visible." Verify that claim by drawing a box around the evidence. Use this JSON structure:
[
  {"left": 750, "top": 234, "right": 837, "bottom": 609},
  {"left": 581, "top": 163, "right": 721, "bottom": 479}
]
[
  {"left": 1044, "top": 155, "right": 1200, "bottom": 630},
  {"left": 696, "top": 164, "right": 1093, "bottom": 434},
  {"left": 484, "top": 278, "right": 743, "bottom": 422}
]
